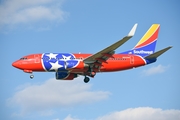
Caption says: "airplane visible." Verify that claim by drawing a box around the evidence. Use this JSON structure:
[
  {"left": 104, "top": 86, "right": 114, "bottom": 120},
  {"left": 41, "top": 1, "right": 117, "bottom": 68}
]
[{"left": 12, "top": 24, "right": 172, "bottom": 83}]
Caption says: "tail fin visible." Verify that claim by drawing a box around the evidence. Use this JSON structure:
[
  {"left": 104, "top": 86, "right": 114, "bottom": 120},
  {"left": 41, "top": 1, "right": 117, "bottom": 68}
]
[{"left": 121, "top": 24, "right": 160, "bottom": 57}]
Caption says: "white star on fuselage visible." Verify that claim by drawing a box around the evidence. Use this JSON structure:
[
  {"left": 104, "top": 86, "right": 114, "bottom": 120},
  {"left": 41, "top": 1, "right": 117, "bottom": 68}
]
[
  {"left": 62, "top": 55, "right": 72, "bottom": 69},
  {"left": 46, "top": 53, "right": 58, "bottom": 59},
  {"left": 62, "top": 55, "right": 72, "bottom": 61},
  {"left": 49, "top": 61, "right": 63, "bottom": 71}
]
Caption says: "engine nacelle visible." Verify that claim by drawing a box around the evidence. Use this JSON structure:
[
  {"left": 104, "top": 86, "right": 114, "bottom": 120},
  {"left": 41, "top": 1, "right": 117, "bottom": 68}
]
[{"left": 56, "top": 72, "right": 78, "bottom": 80}]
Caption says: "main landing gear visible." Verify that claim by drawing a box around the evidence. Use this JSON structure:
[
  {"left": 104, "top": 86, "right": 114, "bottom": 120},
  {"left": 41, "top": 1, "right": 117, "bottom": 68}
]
[
  {"left": 83, "top": 66, "right": 97, "bottom": 83},
  {"left": 84, "top": 76, "right": 90, "bottom": 83},
  {"left": 83, "top": 67, "right": 96, "bottom": 83}
]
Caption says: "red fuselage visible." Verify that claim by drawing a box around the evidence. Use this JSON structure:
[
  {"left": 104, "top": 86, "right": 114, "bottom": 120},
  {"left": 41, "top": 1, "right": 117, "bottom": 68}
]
[{"left": 12, "top": 53, "right": 146, "bottom": 74}]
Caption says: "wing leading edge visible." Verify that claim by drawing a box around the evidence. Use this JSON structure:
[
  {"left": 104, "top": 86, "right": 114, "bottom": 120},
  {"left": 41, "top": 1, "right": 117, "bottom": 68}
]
[{"left": 83, "top": 23, "right": 138, "bottom": 64}]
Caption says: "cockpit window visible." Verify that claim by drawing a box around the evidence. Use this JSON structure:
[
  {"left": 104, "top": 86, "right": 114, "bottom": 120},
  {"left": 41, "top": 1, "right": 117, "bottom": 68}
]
[{"left": 20, "top": 57, "right": 28, "bottom": 60}]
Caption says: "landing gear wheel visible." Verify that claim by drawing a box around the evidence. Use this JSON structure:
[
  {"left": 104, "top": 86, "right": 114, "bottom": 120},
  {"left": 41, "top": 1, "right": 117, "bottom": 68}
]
[
  {"left": 30, "top": 75, "right": 34, "bottom": 79},
  {"left": 84, "top": 77, "right": 90, "bottom": 83}
]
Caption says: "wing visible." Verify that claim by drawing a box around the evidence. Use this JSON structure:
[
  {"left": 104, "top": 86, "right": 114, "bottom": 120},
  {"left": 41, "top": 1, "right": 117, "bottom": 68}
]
[{"left": 83, "top": 24, "right": 138, "bottom": 69}]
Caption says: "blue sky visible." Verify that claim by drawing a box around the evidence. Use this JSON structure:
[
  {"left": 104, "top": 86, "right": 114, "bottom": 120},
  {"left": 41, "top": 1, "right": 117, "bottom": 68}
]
[{"left": 1, "top": 0, "right": 180, "bottom": 120}]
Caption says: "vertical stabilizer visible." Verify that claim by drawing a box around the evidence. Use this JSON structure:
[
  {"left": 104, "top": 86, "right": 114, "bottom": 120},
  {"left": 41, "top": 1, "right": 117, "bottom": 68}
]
[{"left": 121, "top": 24, "right": 160, "bottom": 57}]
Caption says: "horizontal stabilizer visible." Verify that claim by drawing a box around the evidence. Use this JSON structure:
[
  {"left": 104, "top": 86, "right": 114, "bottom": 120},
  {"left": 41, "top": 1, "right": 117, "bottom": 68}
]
[{"left": 144, "top": 46, "right": 172, "bottom": 59}]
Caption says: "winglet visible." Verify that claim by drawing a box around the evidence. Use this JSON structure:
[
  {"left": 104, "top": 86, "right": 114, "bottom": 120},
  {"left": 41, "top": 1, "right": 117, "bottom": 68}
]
[
  {"left": 144, "top": 46, "right": 172, "bottom": 59},
  {"left": 128, "top": 23, "right": 138, "bottom": 37}
]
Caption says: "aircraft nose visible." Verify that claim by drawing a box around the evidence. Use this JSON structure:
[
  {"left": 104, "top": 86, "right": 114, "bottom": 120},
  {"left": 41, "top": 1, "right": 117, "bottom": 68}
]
[{"left": 12, "top": 61, "right": 21, "bottom": 68}]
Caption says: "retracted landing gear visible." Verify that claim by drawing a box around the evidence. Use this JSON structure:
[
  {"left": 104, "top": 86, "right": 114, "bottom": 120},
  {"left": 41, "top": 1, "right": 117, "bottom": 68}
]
[
  {"left": 30, "top": 74, "right": 34, "bottom": 79},
  {"left": 84, "top": 76, "right": 90, "bottom": 83}
]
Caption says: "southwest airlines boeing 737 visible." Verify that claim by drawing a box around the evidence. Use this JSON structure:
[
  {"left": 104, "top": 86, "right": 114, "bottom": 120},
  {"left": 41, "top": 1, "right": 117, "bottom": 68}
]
[{"left": 12, "top": 24, "right": 172, "bottom": 83}]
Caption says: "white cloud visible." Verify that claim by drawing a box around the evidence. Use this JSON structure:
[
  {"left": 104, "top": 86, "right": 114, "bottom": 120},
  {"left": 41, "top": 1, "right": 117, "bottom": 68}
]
[
  {"left": 97, "top": 107, "right": 180, "bottom": 120},
  {"left": 64, "top": 114, "right": 80, "bottom": 120},
  {"left": 7, "top": 77, "right": 110, "bottom": 116},
  {"left": 142, "top": 64, "right": 169, "bottom": 76},
  {"left": 0, "top": 0, "right": 67, "bottom": 30}
]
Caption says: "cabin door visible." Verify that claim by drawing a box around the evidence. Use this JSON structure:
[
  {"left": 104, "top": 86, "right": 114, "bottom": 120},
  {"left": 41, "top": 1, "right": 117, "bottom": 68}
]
[
  {"left": 130, "top": 55, "right": 134, "bottom": 64},
  {"left": 34, "top": 55, "right": 40, "bottom": 63}
]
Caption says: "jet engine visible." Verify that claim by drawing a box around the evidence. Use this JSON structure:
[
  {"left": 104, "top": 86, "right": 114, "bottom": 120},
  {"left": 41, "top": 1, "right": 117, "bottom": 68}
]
[{"left": 55, "top": 72, "right": 78, "bottom": 80}]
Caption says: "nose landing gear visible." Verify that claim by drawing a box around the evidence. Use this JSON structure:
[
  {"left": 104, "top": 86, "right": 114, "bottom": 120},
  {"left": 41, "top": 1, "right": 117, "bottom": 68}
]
[
  {"left": 30, "top": 74, "right": 34, "bottom": 79},
  {"left": 23, "top": 70, "right": 34, "bottom": 79}
]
